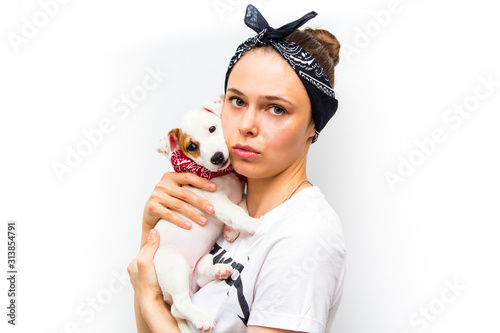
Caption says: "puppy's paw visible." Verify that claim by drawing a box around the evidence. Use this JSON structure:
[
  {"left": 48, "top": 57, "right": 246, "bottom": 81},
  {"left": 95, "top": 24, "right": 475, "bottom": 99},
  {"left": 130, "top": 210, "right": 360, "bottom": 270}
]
[
  {"left": 224, "top": 225, "right": 240, "bottom": 242},
  {"left": 212, "top": 263, "right": 233, "bottom": 280},
  {"left": 243, "top": 217, "right": 261, "bottom": 236},
  {"left": 193, "top": 314, "right": 215, "bottom": 332}
]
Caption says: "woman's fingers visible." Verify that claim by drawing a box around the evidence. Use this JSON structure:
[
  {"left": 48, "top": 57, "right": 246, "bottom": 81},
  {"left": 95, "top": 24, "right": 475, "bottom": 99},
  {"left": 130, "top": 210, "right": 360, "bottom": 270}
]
[
  {"left": 145, "top": 172, "right": 216, "bottom": 229},
  {"left": 165, "top": 182, "right": 214, "bottom": 218},
  {"left": 164, "top": 173, "right": 216, "bottom": 213},
  {"left": 138, "top": 229, "right": 160, "bottom": 266},
  {"left": 171, "top": 171, "right": 217, "bottom": 193},
  {"left": 147, "top": 198, "right": 196, "bottom": 229},
  {"left": 128, "top": 229, "right": 162, "bottom": 297}
]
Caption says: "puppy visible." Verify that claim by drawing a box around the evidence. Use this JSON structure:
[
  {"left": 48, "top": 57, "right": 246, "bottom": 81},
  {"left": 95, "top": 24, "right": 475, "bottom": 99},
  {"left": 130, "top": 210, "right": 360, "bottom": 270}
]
[{"left": 154, "top": 94, "right": 260, "bottom": 333}]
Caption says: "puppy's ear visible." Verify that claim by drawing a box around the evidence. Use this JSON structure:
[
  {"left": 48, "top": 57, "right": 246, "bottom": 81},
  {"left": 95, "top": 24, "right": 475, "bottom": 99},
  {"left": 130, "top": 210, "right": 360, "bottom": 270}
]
[
  {"left": 202, "top": 94, "right": 224, "bottom": 117},
  {"left": 157, "top": 128, "right": 180, "bottom": 157},
  {"left": 168, "top": 128, "right": 181, "bottom": 151}
]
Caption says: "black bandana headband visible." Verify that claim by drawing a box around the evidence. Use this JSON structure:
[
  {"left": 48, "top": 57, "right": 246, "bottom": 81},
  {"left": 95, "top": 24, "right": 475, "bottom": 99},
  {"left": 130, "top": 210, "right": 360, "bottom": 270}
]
[{"left": 224, "top": 4, "right": 338, "bottom": 142}]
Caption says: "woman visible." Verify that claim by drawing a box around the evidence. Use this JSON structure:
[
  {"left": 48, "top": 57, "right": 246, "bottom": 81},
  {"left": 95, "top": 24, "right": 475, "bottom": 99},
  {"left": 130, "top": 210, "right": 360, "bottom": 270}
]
[{"left": 128, "top": 5, "right": 346, "bottom": 333}]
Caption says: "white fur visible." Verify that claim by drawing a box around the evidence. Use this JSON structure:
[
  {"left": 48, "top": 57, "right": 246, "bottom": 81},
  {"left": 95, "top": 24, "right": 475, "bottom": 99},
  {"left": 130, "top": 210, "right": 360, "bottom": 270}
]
[{"left": 153, "top": 94, "right": 260, "bottom": 332}]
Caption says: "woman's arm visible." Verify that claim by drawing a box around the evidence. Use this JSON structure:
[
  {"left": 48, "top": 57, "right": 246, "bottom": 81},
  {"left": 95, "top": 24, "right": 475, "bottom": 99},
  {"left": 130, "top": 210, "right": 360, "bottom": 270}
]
[
  {"left": 134, "top": 293, "right": 179, "bottom": 333},
  {"left": 133, "top": 294, "right": 152, "bottom": 333},
  {"left": 128, "top": 229, "right": 181, "bottom": 333},
  {"left": 131, "top": 226, "right": 160, "bottom": 333}
]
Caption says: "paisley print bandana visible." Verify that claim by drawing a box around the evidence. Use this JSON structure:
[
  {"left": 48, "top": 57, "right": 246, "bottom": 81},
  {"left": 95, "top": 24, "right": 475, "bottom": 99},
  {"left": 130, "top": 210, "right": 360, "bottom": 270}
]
[{"left": 170, "top": 149, "right": 234, "bottom": 180}]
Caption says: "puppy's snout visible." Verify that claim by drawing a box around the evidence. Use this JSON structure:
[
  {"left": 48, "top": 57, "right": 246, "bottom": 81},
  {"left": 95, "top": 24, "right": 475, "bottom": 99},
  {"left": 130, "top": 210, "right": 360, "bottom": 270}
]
[{"left": 211, "top": 152, "right": 225, "bottom": 165}]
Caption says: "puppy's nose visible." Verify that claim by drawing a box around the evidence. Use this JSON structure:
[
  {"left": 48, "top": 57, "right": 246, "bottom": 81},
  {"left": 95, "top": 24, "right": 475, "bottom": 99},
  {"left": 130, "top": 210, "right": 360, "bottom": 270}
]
[{"left": 211, "top": 152, "right": 225, "bottom": 165}]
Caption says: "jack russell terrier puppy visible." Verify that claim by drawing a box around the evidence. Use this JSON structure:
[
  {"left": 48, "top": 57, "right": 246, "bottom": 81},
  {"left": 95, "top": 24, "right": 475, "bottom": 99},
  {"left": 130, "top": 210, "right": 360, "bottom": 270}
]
[{"left": 154, "top": 94, "right": 260, "bottom": 333}]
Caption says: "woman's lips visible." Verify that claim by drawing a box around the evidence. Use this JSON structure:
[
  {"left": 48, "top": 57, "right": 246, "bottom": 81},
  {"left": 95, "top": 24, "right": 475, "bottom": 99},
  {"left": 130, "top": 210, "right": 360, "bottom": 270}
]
[{"left": 233, "top": 144, "right": 260, "bottom": 159}]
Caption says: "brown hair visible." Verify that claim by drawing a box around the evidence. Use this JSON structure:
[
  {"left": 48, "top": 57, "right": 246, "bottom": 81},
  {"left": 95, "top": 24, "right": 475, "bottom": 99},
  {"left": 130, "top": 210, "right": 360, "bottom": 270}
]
[
  {"left": 249, "top": 28, "right": 340, "bottom": 88},
  {"left": 286, "top": 28, "right": 340, "bottom": 88}
]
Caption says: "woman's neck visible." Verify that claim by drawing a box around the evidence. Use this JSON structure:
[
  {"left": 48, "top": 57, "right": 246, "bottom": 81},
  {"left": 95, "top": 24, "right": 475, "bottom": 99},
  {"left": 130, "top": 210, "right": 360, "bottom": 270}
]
[{"left": 245, "top": 161, "right": 310, "bottom": 218}]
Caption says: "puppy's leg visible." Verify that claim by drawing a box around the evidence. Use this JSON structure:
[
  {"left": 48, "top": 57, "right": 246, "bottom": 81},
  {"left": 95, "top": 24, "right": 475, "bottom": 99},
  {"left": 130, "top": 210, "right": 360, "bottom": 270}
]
[
  {"left": 222, "top": 196, "right": 251, "bottom": 241},
  {"left": 209, "top": 195, "right": 261, "bottom": 235},
  {"left": 171, "top": 301, "right": 215, "bottom": 333},
  {"left": 154, "top": 250, "right": 215, "bottom": 332},
  {"left": 196, "top": 253, "right": 233, "bottom": 288}
]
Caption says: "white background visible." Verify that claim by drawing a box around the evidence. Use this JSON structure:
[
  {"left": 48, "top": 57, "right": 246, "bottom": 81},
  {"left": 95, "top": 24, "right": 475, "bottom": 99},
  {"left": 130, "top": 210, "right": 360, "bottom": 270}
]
[{"left": 1, "top": 0, "right": 499, "bottom": 332}]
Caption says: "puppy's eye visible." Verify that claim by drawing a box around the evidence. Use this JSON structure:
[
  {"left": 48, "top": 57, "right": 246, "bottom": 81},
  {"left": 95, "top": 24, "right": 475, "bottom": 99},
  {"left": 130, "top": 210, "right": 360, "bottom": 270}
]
[
  {"left": 209, "top": 126, "right": 216, "bottom": 133},
  {"left": 187, "top": 143, "right": 198, "bottom": 151}
]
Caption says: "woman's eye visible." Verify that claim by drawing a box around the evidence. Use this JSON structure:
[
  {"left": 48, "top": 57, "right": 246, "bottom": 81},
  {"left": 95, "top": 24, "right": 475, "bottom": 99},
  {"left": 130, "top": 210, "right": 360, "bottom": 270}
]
[
  {"left": 187, "top": 143, "right": 198, "bottom": 151},
  {"left": 231, "top": 98, "right": 245, "bottom": 107},
  {"left": 269, "top": 106, "right": 286, "bottom": 115},
  {"left": 209, "top": 126, "right": 216, "bottom": 133}
]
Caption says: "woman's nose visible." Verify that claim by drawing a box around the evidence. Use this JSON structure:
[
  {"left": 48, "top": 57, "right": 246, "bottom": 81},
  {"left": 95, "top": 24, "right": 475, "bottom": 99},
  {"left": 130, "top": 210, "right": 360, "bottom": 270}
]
[{"left": 239, "top": 106, "right": 259, "bottom": 137}]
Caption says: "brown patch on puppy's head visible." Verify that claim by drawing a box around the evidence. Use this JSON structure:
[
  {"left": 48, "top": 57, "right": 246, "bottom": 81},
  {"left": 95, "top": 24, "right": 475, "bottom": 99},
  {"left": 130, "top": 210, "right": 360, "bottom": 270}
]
[
  {"left": 178, "top": 131, "right": 201, "bottom": 159},
  {"left": 157, "top": 128, "right": 201, "bottom": 160}
]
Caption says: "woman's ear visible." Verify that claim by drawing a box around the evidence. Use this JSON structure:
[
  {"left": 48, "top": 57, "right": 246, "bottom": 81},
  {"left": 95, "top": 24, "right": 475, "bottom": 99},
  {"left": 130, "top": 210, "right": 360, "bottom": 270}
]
[
  {"left": 157, "top": 128, "right": 180, "bottom": 156},
  {"left": 307, "top": 118, "right": 317, "bottom": 142}
]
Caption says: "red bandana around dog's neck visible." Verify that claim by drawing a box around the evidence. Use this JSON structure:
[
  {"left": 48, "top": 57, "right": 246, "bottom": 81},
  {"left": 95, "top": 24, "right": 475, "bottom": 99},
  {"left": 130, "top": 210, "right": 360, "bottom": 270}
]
[{"left": 170, "top": 149, "right": 234, "bottom": 180}]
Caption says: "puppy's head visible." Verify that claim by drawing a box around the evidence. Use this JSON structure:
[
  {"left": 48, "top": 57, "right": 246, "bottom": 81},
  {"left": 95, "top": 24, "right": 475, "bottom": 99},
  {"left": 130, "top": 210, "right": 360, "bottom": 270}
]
[{"left": 157, "top": 94, "right": 229, "bottom": 172}]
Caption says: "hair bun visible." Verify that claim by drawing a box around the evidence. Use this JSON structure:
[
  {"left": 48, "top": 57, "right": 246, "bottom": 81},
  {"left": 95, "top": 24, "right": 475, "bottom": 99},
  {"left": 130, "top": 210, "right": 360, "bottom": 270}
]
[
  {"left": 304, "top": 28, "right": 340, "bottom": 67},
  {"left": 286, "top": 27, "right": 340, "bottom": 87}
]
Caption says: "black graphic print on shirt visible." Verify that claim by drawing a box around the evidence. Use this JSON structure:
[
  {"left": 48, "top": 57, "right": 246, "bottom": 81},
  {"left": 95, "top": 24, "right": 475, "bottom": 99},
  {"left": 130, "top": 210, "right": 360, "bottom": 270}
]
[{"left": 210, "top": 243, "right": 250, "bottom": 326}]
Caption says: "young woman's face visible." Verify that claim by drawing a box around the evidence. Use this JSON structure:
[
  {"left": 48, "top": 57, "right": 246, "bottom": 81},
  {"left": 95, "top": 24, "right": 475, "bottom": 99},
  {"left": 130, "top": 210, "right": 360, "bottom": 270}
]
[{"left": 222, "top": 47, "right": 316, "bottom": 179}]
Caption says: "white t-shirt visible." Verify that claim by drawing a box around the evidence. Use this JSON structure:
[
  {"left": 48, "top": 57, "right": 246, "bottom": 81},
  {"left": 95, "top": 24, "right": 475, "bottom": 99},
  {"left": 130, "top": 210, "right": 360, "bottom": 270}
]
[{"left": 188, "top": 186, "right": 346, "bottom": 333}]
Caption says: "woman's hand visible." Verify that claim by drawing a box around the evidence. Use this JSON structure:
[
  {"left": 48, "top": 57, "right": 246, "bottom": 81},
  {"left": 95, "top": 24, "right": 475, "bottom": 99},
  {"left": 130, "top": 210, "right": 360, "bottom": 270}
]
[
  {"left": 128, "top": 229, "right": 181, "bottom": 332},
  {"left": 143, "top": 172, "right": 217, "bottom": 230},
  {"left": 128, "top": 229, "right": 163, "bottom": 301}
]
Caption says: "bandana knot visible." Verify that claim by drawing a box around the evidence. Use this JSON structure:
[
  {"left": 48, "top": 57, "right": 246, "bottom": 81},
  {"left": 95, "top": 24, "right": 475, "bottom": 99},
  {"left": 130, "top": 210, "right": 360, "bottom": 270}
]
[{"left": 244, "top": 4, "right": 318, "bottom": 40}]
